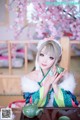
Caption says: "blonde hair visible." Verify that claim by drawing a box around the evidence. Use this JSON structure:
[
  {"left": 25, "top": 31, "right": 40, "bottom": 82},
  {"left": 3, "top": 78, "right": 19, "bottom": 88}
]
[{"left": 36, "top": 40, "right": 62, "bottom": 65}]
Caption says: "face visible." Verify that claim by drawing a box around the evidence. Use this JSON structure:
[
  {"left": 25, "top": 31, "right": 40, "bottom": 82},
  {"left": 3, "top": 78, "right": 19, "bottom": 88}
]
[{"left": 38, "top": 46, "right": 55, "bottom": 70}]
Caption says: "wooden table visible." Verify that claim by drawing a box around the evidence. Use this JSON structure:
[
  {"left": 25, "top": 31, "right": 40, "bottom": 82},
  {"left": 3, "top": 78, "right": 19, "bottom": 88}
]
[
  {"left": 13, "top": 107, "right": 80, "bottom": 120},
  {"left": 12, "top": 108, "right": 22, "bottom": 120}
]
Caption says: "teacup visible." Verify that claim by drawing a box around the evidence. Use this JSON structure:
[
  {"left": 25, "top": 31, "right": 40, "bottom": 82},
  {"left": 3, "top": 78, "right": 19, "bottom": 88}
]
[
  {"left": 56, "top": 65, "right": 64, "bottom": 74},
  {"left": 58, "top": 116, "right": 71, "bottom": 120}
]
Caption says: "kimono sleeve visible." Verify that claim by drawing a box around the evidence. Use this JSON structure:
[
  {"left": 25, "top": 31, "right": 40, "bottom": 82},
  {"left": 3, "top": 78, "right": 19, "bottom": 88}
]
[
  {"left": 21, "top": 76, "right": 49, "bottom": 107},
  {"left": 53, "top": 88, "right": 79, "bottom": 107},
  {"left": 24, "top": 86, "right": 49, "bottom": 107}
]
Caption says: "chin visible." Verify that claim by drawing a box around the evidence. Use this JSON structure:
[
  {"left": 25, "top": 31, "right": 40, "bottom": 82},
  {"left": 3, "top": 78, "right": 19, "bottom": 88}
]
[
  {"left": 41, "top": 66, "right": 50, "bottom": 70},
  {"left": 40, "top": 64, "right": 51, "bottom": 70}
]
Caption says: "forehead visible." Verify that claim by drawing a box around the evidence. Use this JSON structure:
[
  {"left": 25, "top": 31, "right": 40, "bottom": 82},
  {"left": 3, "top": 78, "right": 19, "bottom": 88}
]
[
  {"left": 41, "top": 46, "right": 55, "bottom": 56},
  {"left": 41, "top": 46, "right": 47, "bottom": 52}
]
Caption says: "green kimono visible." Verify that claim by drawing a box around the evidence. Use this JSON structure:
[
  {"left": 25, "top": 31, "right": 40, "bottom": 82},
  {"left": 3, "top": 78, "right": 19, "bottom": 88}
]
[{"left": 22, "top": 69, "right": 79, "bottom": 107}]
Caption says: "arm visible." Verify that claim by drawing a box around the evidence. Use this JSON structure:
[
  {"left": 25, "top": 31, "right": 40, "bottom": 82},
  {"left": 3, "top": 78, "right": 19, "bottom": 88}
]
[
  {"left": 24, "top": 85, "right": 51, "bottom": 107},
  {"left": 53, "top": 88, "right": 79, "bottom": 107},
  {"left": 30, "top": 78, "right": 52, "bottom": 107}
]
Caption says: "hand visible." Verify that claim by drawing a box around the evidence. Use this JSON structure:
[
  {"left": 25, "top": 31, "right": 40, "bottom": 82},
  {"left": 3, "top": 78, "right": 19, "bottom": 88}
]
[
  {"left": 41, "top": 67, "right": 66, "bottom": 98},
  {"left": 51, "top": 68, "right": 66, "bottom": 96},
  {"left": 52, "top": 70, "right": 66, "bottom": 85}
]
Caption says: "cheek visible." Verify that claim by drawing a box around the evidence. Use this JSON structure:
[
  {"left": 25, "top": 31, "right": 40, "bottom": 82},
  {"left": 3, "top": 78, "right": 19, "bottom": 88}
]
[
  {"left": 38, "top": 57, "right": 42, "bottom": 64},
  {"left": 48, "top": 60, "right": 55, "bottom": 66}
]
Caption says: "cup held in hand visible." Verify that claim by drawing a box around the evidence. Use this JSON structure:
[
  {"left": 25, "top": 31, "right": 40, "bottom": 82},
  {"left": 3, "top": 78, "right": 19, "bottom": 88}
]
[{"left": 56, "top": 65, "right": 64, "bottom": 74}]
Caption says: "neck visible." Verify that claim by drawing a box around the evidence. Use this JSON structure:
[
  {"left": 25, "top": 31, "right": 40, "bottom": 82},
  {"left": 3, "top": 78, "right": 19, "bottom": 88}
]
[{"left": 40, "top": 68, "right": 50, "bottom": 77}]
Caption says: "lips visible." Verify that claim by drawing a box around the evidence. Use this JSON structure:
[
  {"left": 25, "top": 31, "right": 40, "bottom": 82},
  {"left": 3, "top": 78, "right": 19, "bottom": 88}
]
[{"left": 41, "top": 63, "right": 47, "bottom": 66}]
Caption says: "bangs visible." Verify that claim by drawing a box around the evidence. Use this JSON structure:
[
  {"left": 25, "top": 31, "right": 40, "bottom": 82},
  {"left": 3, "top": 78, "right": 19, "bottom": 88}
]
[{"left": 41, "top": 43, "right": 55, "bottom": 58}]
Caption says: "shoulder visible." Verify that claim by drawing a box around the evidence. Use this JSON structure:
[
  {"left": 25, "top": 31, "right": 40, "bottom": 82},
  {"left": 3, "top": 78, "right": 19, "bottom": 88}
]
[
  {"left": 24, "top": 70, "right": 39, "bottom": 82},
  {"left": 21, "top": 70, "right": 40, "bottom": 93}
]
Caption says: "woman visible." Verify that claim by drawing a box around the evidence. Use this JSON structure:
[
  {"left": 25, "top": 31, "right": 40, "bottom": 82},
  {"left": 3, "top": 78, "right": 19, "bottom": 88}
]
[{"left": 21, "top": 38, "right": 79, "bottom": 107}]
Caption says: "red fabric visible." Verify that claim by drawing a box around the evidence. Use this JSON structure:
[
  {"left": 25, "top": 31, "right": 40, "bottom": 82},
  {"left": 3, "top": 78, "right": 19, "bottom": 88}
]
[
  {"left": 72, "top": 100, "right": 78, "bottom": 107},
  {"left": 30, "top": 97, "right": 32, "bottom": 103},
  {"left": 8, "top": 99, "right": 25, "bottom": 108}
]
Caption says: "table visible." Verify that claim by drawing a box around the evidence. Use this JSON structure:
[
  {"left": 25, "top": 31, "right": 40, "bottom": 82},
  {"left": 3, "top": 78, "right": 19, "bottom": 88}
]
[
  {"left": 13, "top": 107, "right": 80, "bottom": 120},
  {"left": 12, "top": 108, "right": 21, "bottom": 120}
]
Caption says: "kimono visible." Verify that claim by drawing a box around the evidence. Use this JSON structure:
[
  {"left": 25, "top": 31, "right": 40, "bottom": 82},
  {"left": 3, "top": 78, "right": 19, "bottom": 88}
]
[{"left": 21, "top": 70, "right": 79, "bottom": 107}]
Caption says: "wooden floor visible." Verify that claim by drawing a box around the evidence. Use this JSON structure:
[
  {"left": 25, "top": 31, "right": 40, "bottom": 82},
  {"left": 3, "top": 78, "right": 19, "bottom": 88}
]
[{"left": 0, "top": 56, "right": 80, "bottom": 106}]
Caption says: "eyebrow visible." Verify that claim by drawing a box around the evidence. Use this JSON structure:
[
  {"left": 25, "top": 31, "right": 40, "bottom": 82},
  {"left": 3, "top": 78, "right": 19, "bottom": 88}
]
[{"left": 40, "top": 52, "right": 55, "bottom": 58}]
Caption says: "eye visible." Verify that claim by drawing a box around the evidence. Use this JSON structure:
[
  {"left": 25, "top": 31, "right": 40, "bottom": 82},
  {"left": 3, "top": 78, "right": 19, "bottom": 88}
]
[
  {"left": 40, "top": 53, "right": 44, "bottom": 57},
  {"left": 49, "top": 57, "right": 54, "bottom": 60}
]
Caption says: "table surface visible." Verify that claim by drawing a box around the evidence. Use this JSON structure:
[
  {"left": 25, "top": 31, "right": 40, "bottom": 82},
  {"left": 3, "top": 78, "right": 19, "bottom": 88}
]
[
  {"left": 12, "top": 107, "right": 80, "bottom": 120},
  {"left": 12, "top": 108, "right": 21, "bottom": 120}
]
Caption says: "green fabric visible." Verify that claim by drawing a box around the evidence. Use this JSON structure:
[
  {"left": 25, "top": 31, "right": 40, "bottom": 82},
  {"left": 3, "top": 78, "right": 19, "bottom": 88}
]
[
  {"left": 54, "top": 88, "right": 65, "bottom": 107},
  {"left": 37, "top": 87, "right": 45, "bottom": 106},
  {"left": 31, "top": 86, "right": 48, "bottom": 107},
  {"left": 31, "top": 86, "right": 77, "bottom": 107},
  {"left": 32, "top": 68, "right": 52, "bottom": 107},
  {"left": 29, "top": 68, "right": 78, "bottom": 107},
  {"left": 61, "top": 89, "right": 72, "bottom": 107},
  {"left": 53, "top": 99, "right": 59, "bottom": 107},
  {"left": 53, "top": 88, "right": 73, "bottom": 107},
  {"left": 38, "top": 68, "right": 51, "bottom": 86}
]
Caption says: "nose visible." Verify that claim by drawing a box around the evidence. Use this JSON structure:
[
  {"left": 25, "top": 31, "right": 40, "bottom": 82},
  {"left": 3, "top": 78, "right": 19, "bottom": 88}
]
[{"left": 43, "top": 55, "right": 48, "bottom": 63}]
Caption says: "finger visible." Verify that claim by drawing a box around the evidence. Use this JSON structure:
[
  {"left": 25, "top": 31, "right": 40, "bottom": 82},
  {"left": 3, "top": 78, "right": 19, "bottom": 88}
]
[
  {"left": 51, "top": 65, "right": 56, "bottom": 75},
  {"left": 52, "top": 69, "right": 66, "bottom": 84},
  {"left": 53, "top": 72, "right": 64, "bottom": 84},
  {"left": 60, "top": 70, "right": 66, "bottom": 76},
  {"left": 54, "top": 72, "right": 59, "bottom": 78},
  {"left": 51, "top": 73, "right": 58, "bottom": 84},
  {"left": 53, "top": 66, "right": 57, "bottom": 76},
  {"left": 56, "top": 69, "right": 66, "bottom": 78}
]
